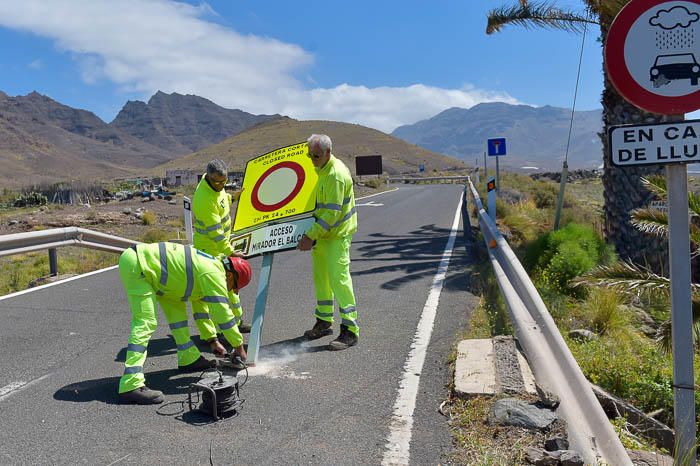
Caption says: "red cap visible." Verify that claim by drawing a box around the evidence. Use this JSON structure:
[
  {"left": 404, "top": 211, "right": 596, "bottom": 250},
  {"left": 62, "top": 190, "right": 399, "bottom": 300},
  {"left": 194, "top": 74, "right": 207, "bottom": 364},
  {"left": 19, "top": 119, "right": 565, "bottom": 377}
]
[{"left": 225, "top": 256, "right": 252, "bottom": 290}]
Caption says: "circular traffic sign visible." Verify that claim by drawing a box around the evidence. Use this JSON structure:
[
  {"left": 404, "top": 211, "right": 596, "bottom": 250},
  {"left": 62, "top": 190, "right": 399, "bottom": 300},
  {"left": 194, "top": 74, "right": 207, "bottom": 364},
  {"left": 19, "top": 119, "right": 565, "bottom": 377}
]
[
  {"left": 605, "top": 0, "right": 700, "bottom": 114},
  {"left": 250, "top": 161, "right": 305, "bottom": 212}
]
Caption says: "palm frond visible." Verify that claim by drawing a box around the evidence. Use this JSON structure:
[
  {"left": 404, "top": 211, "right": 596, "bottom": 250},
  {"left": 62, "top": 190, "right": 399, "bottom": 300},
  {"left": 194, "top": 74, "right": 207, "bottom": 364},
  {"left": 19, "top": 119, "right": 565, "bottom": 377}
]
[
  {"left": 689, "top": 191, "right": 700, "bottom": 216},
  {"left": 630, "top": 208, "right": 668, "bottom": 238},
  {"left": 654, "top": 301, "right": 700, "bottom": 353},
  {"left": 585, "top": 0, "right": 630, "bottom": 18},
  {"left": 486, "top": 2, "right": 598, "bottom": 34},
  {"left": 572, "top": 261, "right": 673, "bottom": 293},
  {"left": 640, "top": 175, "right": 667, "bottom": 199}
]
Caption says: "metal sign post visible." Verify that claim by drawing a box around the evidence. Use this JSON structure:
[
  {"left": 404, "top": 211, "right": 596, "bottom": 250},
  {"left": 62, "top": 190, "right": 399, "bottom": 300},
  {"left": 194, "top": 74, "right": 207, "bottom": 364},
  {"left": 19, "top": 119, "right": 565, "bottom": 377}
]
[
  {"left": 246, "top": 252, "right": 273, "bottom": 365},
  {"left": 183, "top": 197, "right": 193, "bottom": 244},
  {"left": 605, "top": 0, "right": 700, "bottom": 458}
]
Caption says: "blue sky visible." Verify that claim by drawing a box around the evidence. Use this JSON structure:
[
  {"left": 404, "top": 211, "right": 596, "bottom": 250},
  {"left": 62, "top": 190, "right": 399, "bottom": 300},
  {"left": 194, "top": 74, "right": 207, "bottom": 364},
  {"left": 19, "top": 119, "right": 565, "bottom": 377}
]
[{"left": 0, "top": 0, "right": 604, "bottom": 133}]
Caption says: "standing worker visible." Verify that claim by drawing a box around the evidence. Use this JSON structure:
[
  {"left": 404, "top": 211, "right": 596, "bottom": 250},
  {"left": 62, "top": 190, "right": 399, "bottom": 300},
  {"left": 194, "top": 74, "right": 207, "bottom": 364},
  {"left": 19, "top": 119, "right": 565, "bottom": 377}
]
[
  {"left": 117, "top": 242, "right": 251, "bottom": 405},
  {"left": 192, "top": 159, "right": 251, "bottom": 334},
  {"left": 297, "top": 134, "right": 359, "bottom": 350}
]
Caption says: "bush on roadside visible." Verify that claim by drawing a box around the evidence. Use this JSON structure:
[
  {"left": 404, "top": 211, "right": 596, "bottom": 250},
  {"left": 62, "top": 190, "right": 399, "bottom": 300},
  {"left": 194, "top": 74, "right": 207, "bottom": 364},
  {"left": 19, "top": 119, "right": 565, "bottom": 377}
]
[
  {"left": 141, "top": 210, "right": 156, "bottom": 225},
  {"left": 141, "top": 228, "right": 169, "bottom": 243},
  {"left": 363, "top": 177, "right": 385, "bottom": 189}
]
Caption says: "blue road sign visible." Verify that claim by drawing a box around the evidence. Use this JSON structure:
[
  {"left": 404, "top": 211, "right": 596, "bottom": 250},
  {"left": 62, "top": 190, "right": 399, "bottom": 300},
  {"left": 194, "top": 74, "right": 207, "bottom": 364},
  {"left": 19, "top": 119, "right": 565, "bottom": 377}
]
[
  {"left": 487, "top": 138, "right": 507, "bottom": 157},
  {"left": 419, "top": 164, "right": 425, "bottom": 172}
]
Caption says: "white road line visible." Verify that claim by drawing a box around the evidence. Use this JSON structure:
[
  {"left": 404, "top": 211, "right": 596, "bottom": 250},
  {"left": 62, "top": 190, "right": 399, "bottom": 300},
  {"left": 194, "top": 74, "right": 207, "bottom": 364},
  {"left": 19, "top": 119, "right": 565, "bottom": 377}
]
[
  {"left": 0, "top": 374, "right": 52, "bottom": 402},
  {"left": 356, "top": 187, "right": 399, "bottom": 200},
  {"left": 381, "top": 195, "right": 463, "bottom": 466},
  {"left": 0, "top": 265, "right": 118, "bottom": 302}
]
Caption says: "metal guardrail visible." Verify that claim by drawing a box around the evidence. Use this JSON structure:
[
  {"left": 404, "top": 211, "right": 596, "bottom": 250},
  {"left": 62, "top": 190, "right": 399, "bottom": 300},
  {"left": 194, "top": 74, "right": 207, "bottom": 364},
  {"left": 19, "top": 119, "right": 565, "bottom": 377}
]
[
  {"left": 388, "top": 175, "right": 468, "bottom": 184},
  {"left": 466, "top": 178, "right": 632, "bottom": 466},
  {"left": 0, "top": 227, "right": 137, "bottom": 275}
]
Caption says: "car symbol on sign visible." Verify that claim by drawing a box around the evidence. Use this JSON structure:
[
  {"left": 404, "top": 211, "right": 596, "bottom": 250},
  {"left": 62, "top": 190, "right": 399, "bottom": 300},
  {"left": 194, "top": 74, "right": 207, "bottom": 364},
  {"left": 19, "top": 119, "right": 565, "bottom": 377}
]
[{"left": 650, "top": 53, "right": 700, "bottom": 87}]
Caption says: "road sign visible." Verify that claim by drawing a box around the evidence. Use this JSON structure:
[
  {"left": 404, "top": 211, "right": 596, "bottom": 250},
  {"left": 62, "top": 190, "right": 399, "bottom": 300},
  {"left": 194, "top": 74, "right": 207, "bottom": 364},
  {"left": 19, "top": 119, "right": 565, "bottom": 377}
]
[
  {"left": 609, "top": 119, "right": 700, "bottom": 165},
  {"left": 419, "top": 164, "right": 425, "bottom": 172},
  {"left": 487, "top": 138, "right": 507, "bottom": 156},
  {"left": 230, "top": 217, "right": 314, "bottom": 257},
  {"left": 605, "top": 0, "right": 700, "bottom": 114},
  {"left": 233, "top": 142, "right": 318, "bottom": 233},
  {"left": 355, "top": 155, "right": 383, "bottom": 176}
]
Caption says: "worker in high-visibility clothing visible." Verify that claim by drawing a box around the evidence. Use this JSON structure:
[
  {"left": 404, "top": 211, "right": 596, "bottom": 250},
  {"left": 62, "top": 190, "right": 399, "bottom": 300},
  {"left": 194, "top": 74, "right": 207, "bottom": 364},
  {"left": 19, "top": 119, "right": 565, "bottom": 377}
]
[
  {"left": 297, "top": 134, "right": 359, "bottom": 350},
  {"left": 117, "top": 242, "right": 251, "bottom": 405},
  {"left": 192, "top": 159, "right": 251, "bottom": 335}
]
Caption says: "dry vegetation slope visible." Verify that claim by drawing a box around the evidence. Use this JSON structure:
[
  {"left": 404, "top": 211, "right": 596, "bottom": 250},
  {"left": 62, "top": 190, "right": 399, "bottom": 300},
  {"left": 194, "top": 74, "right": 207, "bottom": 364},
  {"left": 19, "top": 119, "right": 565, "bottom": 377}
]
[{"left": 157, "top": 117, "right": 468, "bottom": 175}]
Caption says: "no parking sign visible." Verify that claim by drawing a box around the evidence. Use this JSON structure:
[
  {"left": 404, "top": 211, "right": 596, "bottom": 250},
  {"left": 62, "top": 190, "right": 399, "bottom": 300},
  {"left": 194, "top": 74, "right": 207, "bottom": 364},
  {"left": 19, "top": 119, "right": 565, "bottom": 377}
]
[{"left": 233, "top": 142, "right": 318, "bottom": 233}]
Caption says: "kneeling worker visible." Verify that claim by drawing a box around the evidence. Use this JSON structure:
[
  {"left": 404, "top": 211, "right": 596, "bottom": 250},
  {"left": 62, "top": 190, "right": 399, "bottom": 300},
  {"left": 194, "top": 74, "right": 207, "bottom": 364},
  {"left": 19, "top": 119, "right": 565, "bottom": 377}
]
[{"left": 117, "top": 241, "right": 251, "bottom": 405}]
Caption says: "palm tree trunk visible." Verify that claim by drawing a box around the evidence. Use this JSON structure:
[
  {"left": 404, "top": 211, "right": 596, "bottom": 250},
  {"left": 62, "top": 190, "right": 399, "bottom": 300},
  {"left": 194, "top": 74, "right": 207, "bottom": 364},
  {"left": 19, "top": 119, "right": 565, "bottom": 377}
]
[{"left": 600, "top": 16, "right": 676, "bottom": 272}]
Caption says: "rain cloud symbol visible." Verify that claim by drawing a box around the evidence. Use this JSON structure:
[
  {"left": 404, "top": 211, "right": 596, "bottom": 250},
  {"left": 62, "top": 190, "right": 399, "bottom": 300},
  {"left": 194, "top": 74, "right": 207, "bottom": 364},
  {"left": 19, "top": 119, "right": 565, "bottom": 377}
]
[{"left": 650, "top": 6, "right": 700, "bottom": 30}]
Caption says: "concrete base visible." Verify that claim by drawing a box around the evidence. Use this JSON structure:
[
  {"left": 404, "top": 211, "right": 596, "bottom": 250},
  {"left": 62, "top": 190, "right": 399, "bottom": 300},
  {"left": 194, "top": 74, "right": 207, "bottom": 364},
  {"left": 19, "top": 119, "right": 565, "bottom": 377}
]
[{"left": 454, "top": 338, "right": 536, "bottom": 397}]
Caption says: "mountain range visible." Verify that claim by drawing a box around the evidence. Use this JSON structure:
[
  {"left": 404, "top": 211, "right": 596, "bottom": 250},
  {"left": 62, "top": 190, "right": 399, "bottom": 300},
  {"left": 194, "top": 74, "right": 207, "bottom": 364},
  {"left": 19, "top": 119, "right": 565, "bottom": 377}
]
[
  {"left": 0, "top": 91, "right": 605, "bottom": 188},
  {"left": 391, "top": 102, "right": 603, "bottom": 171}
]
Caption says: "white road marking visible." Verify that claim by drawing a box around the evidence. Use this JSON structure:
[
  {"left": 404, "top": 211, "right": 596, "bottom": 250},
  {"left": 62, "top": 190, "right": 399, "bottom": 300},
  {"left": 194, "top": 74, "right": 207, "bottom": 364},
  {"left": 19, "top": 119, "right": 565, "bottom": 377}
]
[
  {"left": 382, "top": 195, "right": 463, "bottom": 466},
  {"left": 0, "top": 374, "right": 52, "bottom": 402},
  {"left": 356, "top": 201, "right": 384, "bottom": 207},
  {"left": 356, "top": 187, "right": 399, "bottom": 200},
  {"left": 0, "top": 265, "right": 118, "bottom": 302}
]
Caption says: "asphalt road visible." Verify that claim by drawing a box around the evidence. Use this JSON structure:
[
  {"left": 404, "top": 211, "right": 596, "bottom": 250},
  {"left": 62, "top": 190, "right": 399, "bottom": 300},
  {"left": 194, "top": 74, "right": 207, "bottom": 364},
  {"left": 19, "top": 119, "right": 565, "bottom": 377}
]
[{"left": 0, "top": 184, "right": 477, "bottom": 466}]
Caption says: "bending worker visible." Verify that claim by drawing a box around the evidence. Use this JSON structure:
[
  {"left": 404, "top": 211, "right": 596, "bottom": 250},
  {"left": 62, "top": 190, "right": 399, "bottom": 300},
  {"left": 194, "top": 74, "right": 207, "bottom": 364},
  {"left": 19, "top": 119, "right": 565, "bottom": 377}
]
[
  {"left": 192, "top": 159, "right": 251, "bottom": 334},
  {"left": 297, "top": 134, "right": 359, "bottom": 350},
  {"left": 118, "top": 241, "right": 251, "bottom": 405}
]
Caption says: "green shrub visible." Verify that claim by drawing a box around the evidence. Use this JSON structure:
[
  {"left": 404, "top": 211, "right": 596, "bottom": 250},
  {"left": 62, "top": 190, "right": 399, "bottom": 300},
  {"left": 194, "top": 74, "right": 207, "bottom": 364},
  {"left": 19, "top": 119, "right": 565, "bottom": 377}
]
[
  {"left": 364, "top": 177, "right": 385, "bottom": 189},
  {"left": 141, "top": 228, "right": 169, "bottom": 243},
  {"left": 525, "top": 223, "right": 615, "bottom": 296},
  {"left": 141, "top": 210, "right": 156, "bottom": 225},
  {"left": 583, "top": 287, "right": 630, "bottom": 336}
]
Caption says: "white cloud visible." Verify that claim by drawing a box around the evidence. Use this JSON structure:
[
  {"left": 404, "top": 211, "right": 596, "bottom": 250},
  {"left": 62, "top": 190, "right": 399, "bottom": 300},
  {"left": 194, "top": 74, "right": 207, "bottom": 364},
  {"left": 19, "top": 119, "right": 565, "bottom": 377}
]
[
  {"left": 28, "top": 59, "right": 43, "bottom": 70},
  {"left": 0, "top": 0, "right": 520, "bottom": 132}
]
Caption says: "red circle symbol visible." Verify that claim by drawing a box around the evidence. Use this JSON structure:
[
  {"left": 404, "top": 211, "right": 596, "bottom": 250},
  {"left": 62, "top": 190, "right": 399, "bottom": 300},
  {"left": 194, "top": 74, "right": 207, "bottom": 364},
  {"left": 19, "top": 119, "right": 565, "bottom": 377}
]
[
  {"left": 605, "top": 0, "right": 700, "bottom": 114},
  {"left": 251, "top": 161, "right": 305, "bottom": 212}
]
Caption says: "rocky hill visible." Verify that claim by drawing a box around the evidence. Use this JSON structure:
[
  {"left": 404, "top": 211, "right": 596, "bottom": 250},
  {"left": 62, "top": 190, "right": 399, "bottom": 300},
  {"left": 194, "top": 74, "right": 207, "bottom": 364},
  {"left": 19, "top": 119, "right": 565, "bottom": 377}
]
[
  {"left": 158, "top": 117, "right": 466, "bottom": 175},
  {"left": 392, "top": 102, "right": 603, "bottom": 171},
  {"left": 111, "top": 91, "right": 280, "bottom": 154}
]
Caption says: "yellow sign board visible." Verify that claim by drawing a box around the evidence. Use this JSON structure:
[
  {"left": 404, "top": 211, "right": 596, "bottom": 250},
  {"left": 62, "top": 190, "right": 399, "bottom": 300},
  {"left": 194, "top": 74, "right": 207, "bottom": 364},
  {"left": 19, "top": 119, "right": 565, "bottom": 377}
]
[{"left": 233, "top": 142, "right": 318, "bottom": 233}]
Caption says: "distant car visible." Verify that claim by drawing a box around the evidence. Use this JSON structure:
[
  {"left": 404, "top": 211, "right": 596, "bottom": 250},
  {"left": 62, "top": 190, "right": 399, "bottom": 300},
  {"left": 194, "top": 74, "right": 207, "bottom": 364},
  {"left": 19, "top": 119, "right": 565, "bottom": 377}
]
[{"left": 650, "top": 53, "right": 700, "bottom": 87}]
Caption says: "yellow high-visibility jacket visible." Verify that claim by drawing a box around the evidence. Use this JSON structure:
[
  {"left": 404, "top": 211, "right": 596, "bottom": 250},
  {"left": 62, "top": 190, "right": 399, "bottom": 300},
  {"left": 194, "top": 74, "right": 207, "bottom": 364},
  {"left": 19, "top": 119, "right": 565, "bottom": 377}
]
[
  {"left": 135, "top": 242, "right": 242, "bottom": 346},
  {"left": 192, "top": 175, "right": 233, "bottom": 257},
  {"left": 305, "top": 154, "right": 357, "bottom": 241}
]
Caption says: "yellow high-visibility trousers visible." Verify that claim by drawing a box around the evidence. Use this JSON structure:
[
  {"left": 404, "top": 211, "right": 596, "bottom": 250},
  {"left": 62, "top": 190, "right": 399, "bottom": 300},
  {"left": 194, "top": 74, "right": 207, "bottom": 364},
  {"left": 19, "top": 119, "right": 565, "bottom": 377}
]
[{"left": 311, "top": 236, "right": 359, "bottom": 336}]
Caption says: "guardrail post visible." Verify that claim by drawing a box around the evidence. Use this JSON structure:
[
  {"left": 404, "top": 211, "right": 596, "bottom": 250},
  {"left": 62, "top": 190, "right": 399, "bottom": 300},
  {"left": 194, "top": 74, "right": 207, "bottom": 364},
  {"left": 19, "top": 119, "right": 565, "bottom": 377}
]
[{"left": 48, "top": 248, "right": 58, "bottom": 276}]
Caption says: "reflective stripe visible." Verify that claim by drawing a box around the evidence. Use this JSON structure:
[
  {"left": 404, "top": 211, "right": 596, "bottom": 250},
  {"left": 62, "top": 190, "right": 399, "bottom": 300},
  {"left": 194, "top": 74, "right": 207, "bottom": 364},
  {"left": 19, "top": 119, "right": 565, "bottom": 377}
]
[
  {"left": 339, "top": 306, "right": 356, "bottom": 315},
  {"left": 169, "top": 320, "right": 188, "bottom": 330},
  {"left": 343, "top": 196, "right": 352, "bottom": 205},
  {"left": 123, "top": 366, "right": 143, "bottom": 375},
  {"left": 332, "top": 207, "right": 357, "bottom": 228},
  {"left": 224, "top": 225, "right": 231, "bottom": 232},
  {"left": 177, "top": 340, "right": 195, "bottom": 351},
  {"left": 342, "top": 318, "right": 357, "bottom": 328},
  {"left": 317, "top": 202, "right": 342, "bottom": 211},
  {"left": 203, "top": 222, "right": 222, "bottom": 232},
  {"left": 212, "top": 234, "right": 226, "bottom": 242},
  {"left": 193, "top": 313, "right": 210, "bottom": 320},
  {"left": 194, "top": 227, "right": 208, "bottom": 235},
  {"left": 127, "top": 343, "right": 147, "bottom": 353},
  {"left": 196, "top": 250, "right": 215, "bottom": 260},
  {"left": 202, "top": 296, "right": 229, "bottom": 304},
  {"left": 194, "top": 219, "right": 204, "bottom": 226},
  {"left": 315, "top": 309, "right": 334, "bottom": 318},
  {"left": 219, "top": 318, "right": 237, "bottom": 330},
  {"left": 181, "top": 247, "right": 193, "bottom": 302},
  {"left": 316, "top": 218, "right": 331, "bottom": 231},
  {"left": 156, "top": 290, "right": 164, "bottom": 296},
  {"left": 230, "top": 302, "right": 241, "bottom": 309},
  {"left": 317, "top": 300, "right": 334, "bottom": 307},
  {"left": 158, "top": 242, "right": 168, "bottom": 286},
  {"left": 222, "top": 213, "right": 230, "bottom": 223}
]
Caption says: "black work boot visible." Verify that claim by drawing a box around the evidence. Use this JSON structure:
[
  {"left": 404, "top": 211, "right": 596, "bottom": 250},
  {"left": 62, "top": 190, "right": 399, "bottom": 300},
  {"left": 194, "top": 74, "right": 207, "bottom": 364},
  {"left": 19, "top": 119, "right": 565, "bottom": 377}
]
[
  {"left": 328, "top": 325, "right": 358, "bottom": 351},
  {"left": 303, "top": 318, "right": 333, "bottom": 340},
  {"left": 119, "top": 386, "right": 164, "bottom": 405},
  {"left": 178, "top": 355, "right": 216, "bottom": 373}
]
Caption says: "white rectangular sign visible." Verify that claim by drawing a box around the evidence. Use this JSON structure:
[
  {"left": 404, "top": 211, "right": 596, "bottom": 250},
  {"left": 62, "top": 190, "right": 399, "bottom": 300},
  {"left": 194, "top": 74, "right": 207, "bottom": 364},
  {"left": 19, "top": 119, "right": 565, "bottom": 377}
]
[
  {"left": 230, "top": 217, "right": 315, "bottom": 257},
  {"left": 609, "top": 120, "right": 700, "bottom": 167}
]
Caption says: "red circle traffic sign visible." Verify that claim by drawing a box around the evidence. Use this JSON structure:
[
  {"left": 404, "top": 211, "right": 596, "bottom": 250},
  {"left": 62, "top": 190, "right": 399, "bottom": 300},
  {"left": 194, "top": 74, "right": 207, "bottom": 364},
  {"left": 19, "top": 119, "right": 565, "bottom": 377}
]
[
  {"left": 605, "top": 0, "right": 700, "bottom": 114},
  {"left": 250, "top": 161, "right": 305, "bottom": 212}
]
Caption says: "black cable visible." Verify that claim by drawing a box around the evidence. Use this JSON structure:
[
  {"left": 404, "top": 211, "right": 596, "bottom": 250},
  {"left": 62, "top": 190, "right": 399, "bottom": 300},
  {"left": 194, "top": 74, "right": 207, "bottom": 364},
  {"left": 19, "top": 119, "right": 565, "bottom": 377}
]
[{"left": 564, "top": 11, "right": 589, "bottom": 164}]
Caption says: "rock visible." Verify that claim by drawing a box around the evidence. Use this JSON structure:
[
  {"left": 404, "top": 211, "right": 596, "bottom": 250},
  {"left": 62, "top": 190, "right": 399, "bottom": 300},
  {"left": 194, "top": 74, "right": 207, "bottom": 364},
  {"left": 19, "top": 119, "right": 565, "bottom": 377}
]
[
  {"left": 535, "top": 383, "right": 560, "bottom": 409},
  {"left": 122, "top": 207, "right": 132, "bottom": 215},
  {"left": 559, "top": 450, "right": 584, "bottom": 465},
  {"left": 487, "top": 397, "right": 558, "bottom": 430},
  {"left": 168, "top": 200, "right": 177, "bottom": 205},
  {"left": 8, "top": 219, "right": 18, "bottom": 226},
  {"left": 525, "top": 447, "right": 560, "bottom": 466},
  {"left": 544, "top": 434, "right": 569, "bottom": 451},
  {"left": 568, "top": 329, "right": 597, "bottom": 342},
  {"left": 627, "top": 449, "right": 673, "bottom": 466}
]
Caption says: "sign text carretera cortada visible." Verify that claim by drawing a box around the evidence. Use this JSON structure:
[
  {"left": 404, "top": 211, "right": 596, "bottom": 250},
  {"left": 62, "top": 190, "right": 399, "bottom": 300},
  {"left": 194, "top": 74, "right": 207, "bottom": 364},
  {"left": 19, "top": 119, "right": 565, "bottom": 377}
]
[
  {"left": 609, "top": 119, "right": 700, "bottom": 166},
  {"left": 233, "top": 142, "right": 318, "bottom": 233}
]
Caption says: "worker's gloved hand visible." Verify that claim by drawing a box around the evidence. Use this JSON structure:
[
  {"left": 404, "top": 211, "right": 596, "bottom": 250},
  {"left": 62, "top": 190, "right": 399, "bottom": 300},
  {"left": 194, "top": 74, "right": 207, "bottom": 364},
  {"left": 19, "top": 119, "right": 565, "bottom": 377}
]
[{"left": 209, "top": 340, "right": 227, "bottom": 357}]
